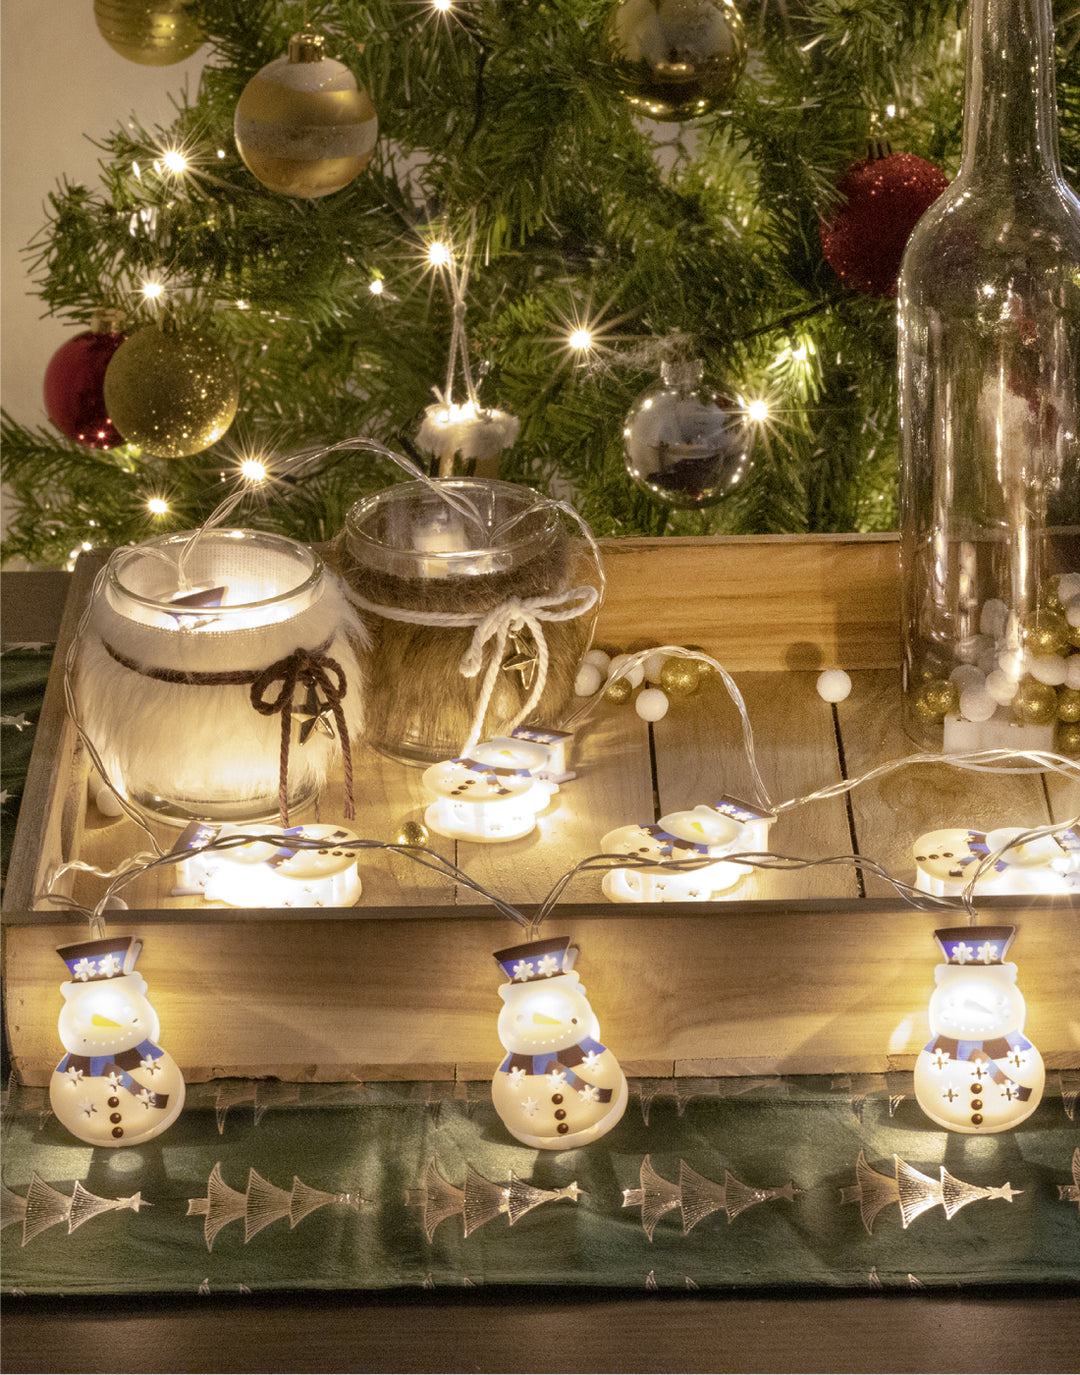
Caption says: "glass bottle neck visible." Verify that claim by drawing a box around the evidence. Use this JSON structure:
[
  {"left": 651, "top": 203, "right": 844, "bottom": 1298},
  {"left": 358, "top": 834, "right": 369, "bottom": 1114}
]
[{"left": 960, "top": 0, "right": 1063, "bottom": 179}]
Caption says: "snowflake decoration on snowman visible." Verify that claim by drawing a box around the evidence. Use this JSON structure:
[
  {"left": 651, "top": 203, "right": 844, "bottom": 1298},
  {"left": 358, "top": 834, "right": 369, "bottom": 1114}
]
[
  {"left": 913, "top": 925, "right": 1045, "bottom": 1134},
  {"left": 49, "top": 935, "right": 185, "bottom": 1147},
  {"left": 491, "top": 936, "right": 628, "bottom": 1150}
]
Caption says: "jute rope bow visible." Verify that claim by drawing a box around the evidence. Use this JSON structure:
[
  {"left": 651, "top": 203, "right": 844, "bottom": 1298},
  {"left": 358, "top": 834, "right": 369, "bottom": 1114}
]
[
  {"left": 250, "top": 646, "right": 354, "bottom": 825},
  {"left": 103, "top": 638, "right": 354, "bottom": 826}
]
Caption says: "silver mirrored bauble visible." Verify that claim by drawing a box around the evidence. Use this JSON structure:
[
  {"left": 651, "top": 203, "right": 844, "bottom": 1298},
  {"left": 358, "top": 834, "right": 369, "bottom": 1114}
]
[{"left": 622, "top": 358, "right": 751, "bottom": 508}]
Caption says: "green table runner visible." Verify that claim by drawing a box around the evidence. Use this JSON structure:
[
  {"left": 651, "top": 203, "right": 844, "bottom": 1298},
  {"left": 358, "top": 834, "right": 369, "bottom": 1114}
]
[{"left": 3, "top": 1074, "right": 1078, "bottom": 1294}]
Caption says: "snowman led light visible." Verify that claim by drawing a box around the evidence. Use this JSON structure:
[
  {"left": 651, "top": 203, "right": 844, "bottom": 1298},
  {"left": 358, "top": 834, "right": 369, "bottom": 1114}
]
[
  {"left": 49, "top": 935, "right": 185, "bottom": 1147},
  {"left": 913, "top": 827, "right": 1072, "bottom": 898},
  {"left": 913, "top": 926, "right": 1044, "bottom": 1134},
  {"left": 601, "top": 799, "right": 771, "bottom": 902},
  {"left": 492, "top": 937, "right": 627, "bottom": 1150},
  {"left": 423, "top": 736, "right": 556, "bottom": 843}
]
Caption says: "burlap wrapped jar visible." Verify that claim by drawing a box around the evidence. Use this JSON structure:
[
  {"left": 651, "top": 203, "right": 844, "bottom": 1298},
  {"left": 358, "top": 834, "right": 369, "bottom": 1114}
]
[{"left": 330, "top": 479, "right": 602, "bottom": 764}]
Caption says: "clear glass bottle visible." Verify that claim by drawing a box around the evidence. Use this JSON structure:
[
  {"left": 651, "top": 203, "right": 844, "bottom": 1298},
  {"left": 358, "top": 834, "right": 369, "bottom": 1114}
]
[{"left": 898, "top": 0, "right": 1080, "bottom": 751}]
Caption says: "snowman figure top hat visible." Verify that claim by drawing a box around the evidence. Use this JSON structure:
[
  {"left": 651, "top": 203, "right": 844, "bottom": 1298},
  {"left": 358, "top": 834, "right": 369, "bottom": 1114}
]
[
  {"left": 934, "top": 926, "right": 1015, "bottom": 966},
  {"left": 493, "top": 936, "right": 578, "bottom": 985},
  {"left": 57, "top": 934, "right": 143, "bottom": 984}
]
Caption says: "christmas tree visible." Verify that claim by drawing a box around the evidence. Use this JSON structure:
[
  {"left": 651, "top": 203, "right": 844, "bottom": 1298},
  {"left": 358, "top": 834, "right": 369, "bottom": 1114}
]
[{"left": 2, "top": 0, "right": 1078, "bottom": 569}]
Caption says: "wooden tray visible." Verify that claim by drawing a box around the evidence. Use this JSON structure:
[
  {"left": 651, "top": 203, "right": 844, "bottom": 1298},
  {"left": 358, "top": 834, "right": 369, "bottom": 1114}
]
[{"left": 4, "top": 536, "right": 1078, "bottom": 1085}]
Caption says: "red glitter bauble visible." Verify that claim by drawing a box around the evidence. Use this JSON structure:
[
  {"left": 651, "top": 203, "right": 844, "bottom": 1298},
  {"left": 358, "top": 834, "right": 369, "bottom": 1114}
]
[
  {"left": 43, "top": 326, "right": 127, "bottom": 448},
  {"left": 820, "top": 151, "right": 948, "bottom": 298}
]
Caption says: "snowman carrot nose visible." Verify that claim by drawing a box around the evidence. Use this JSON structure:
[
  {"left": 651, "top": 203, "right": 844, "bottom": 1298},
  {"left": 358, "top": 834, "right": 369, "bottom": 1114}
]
[
  {"left": 532, "top": 1012, "right": 562, "bottom": 1025},
  {"left": 90, "top": 1013, "right": 124, "bottom": 1027}
]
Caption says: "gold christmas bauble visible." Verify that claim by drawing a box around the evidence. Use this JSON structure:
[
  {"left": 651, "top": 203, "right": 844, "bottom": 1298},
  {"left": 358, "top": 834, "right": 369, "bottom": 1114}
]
[
  {"left": 1023, "top": 611, "right": 1070, "bottom": 656},
  {"left": 234, "top": 32, "right": 378, "bottom": 198},
  {"left": 605, "top": 676, "right": 634, "bottom": 705},
  {"left": 659, "top": 657, "right": 701, "bottom": 696},
  {"left": 104, "top": 323, "right": 238, "bottom": 458},
  {"left": 395, "top": 819, "right": 430, "bottom": 847},
  {"left": 604, "top": 0, "right": 747, "bottom": 122},
  {"left": 1013, "top": 678, "right": 1058, "bottom": 726},
  {"left": 94, "top": 0, "right": 203, "bottom": 66},
  {"left": 1057, "top": 686, "right": 1080, "bottom": 722},
  {"left": 911, "top": 677, "right": 959, "bottom": 723},
  {"left": 1057, "top": 720, "right": 1080, "bottom": 755}
]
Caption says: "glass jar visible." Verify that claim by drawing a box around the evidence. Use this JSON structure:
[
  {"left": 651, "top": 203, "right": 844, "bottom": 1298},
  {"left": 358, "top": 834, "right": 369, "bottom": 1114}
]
[
  {"left": 75, "top": 528, "right": 364, "bottom": 824},
  {"left": 898, "top": 0, "right": 1080, "bottom": 752},
  {"left": 333, "top": 478, "right": 603, "bottom": 764}
]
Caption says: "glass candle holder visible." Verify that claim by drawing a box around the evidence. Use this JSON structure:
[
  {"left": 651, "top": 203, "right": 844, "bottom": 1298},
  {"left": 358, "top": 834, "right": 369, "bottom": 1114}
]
[
  {"left": 75, "top": 529, "right": 365, "bottom": 825},
  {"left": 332, "top": 479, "right": 602, "bottom": 765}
]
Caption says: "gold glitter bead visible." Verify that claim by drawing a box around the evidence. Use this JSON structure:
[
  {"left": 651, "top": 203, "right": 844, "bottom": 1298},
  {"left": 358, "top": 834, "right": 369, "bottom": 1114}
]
[
  {"left": 1023, "top": 611, "right": 1070, "bottom": 656},
  {"left": 1057, "top": 686, "right": 1080, "bottom": 723},
  {"left": 659, "top": 658, "right": 701, "bottom": 696},
  {"left": 1013, "top": 678, "right": 1058, "bottom": 725},
  {"left": 395, "top": 819, "right": 429, "bottom": 847},
  {"left": 605, "top": 676, "right": 633, "bottom": 705},
  {"left": 1056, "top": 720, "right": 1080, "bottom": 755},
  {"left": 685, "top": 644, "right": 713, "bottom": 678},
  {"left": 104, "top": 323, "right": 238, "bottom": 457},
  {"left": 912, "top": 677, "right": 958, "bottom": 722}
]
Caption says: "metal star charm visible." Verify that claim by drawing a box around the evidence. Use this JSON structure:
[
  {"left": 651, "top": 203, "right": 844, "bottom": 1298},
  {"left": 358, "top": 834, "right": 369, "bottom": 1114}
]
[
  {"left": 502, "top": 626, "right": 539, "bottom": 691},
  {"left": 291, "top": 682, "right": 336, "bottom": 745}
]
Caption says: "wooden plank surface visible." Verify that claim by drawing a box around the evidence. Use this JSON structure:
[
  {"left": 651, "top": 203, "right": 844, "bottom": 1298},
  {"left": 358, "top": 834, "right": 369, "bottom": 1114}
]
[
  {"left": 594, "top": 533, "right": 901, "bottom": 670},
  {"left": 6, "top": 902, "right": 1078, "bottom": 1086}
]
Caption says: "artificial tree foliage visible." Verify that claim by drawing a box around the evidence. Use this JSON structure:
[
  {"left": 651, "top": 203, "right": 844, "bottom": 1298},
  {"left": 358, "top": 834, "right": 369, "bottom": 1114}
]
[{"left": 3, "top": 0, "right": 1078, "bottom": 567}]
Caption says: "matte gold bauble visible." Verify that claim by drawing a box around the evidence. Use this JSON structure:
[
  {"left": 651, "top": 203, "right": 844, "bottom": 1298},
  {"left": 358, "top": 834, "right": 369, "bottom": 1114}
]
[
  {"left": 604, "top": 0, "right": 747, "bottom": 122},
  {"left": 1056, "top": 720, "right": 1080, "bottom": 755},
  {"left": 911, "top": 677, "right": 959, "bottom": 723},
  {"left": 1013, "top": 678, "right": 1058, "bottom": 726},
  {"left": 1057, "top": 686, "right": 1080, "bottom": 723},
  {"left": 94, "top": 0, "right": 203, "bottom": 66},
  {"left": 1023, "top": 611, "right": 1070, "bottom": 656},
  {"left": 659, "top": 657, "right": 700, "bottom": 696},
  {"left": 235, "top": 31, "right": 378, "bottom": 198},
  {"left": 104, "top": 323, "right": 238, "bottom": 458}
]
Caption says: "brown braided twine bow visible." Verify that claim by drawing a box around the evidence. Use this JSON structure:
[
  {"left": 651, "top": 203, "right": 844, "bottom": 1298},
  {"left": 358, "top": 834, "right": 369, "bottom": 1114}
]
[{"left": 250, "top": 647, "right": 354, "bottom": 826}]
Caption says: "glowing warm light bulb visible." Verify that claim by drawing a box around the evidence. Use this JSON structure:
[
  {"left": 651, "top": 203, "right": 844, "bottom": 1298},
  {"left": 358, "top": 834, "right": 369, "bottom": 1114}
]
[
  {"left": 746, "top": 398, "right": 769, "bottom": 423},
  {"left": 427, "top": 241, "right": 452, "bottom": 268},
  {"left": 141, "top": 280, "right": 164, "bottom": 302},
  {"left": 432, "top": 0, "right": 453, "bottom": 10},
  {"left": 240, "top": 458, "right": 267, "bottom": 484},
  {"left": 147, "top": 497, "right": 169, "bottom": 515},
  {"left": 568, "top": 327, "right": 593, "bottom": 352},
  {"left": 160, "top": 148, "right": 188, "bottom": 174},
  {"left": 369, "top": 278, "right": 384, "bottom": 295}
]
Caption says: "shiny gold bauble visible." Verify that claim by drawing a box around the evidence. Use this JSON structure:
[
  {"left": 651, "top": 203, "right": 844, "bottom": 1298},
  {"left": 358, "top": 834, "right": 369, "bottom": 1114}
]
[
  {"left": 94, "top": 0, "right": 203, "bottom": 66},
  {"left": 104, "top": 323, "right": 238, "bottom": 458},
  {"left": 659, "top": 657, "right": 701, "bottom": 696},
  {"left": 685, "top": 643, "right": 712, "bottom": 677},
  {"left": 1023, "top": 611, "right": 1070, "bottom": 656},
  {"left": 1056, "top": 720, "right": 1080, "bottom": 756},
  {"left": 604, "top": 0, "right": 747, "bottom": 122},
  {"left": 605, "top": 676, "right": 634, "bottom": 705},
  {"left": 1057, "top": 686, "right": 1080, "bottom": 723},
  {"left": 395, "top": 819, "right": 430, "bottom": 847},
  {"left": 911, "top": 677, "right": 959, "bottom": 723},
  {"left": 234, "top": 32, "right": 378, "bottom": 198},
  {"left": 1013, "top": 678, "right": 1058, "bottom": 726}
]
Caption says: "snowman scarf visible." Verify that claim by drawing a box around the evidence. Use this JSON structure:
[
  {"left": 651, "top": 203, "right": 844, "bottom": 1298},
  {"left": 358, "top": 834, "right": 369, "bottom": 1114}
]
[
  {"left": 498, "top": 1036, "right": 614, "bottom": 1101},
  {"left": 57, "top": 1039, "right": 172, "bottom": 1109},
  {"left": 924, "top": 1030, "right": 1035, "bottom": 1101}
]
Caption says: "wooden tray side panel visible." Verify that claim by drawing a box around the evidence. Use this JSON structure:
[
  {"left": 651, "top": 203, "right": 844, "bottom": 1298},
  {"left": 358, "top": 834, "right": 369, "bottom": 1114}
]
[{"left": 6, "top": 905, "right": 1077, "bottom": 1086}]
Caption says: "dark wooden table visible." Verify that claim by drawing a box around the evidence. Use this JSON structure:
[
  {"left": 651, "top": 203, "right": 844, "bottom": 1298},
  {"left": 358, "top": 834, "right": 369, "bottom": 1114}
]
[{"left": 2, "top": 569, "right": 1078, "bottom": 1375}]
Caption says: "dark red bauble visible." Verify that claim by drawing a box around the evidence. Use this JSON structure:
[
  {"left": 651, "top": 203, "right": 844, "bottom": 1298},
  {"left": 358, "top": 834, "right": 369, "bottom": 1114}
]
[
  {"left": 43, "top": 327, "right": 128, "bottom": 448},
  {"left": 820, "top": 151, "right": 948, "bottom": 298}
]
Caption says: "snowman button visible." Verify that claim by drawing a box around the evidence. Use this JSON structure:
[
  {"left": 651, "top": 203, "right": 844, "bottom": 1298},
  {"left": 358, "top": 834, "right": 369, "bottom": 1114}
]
[
  {"left": 971, "top": 1113, "right": 983, "bottom": 1125},
  {"left": 971, "top": 1098, "right": 983, "bottom": 1110},
  {"left": 557, "top": 1123, "right": 569, "bottom": 1135},
  {"left": 554, "top": 1109, "right": 567, "bottom": 1120},
  {"left": 111, "top": 1126, "right": 124, "bottom": 1138},
  {"left": 109, "top": 1112, "right": 122, "bottom": 1123},
  {"left": 107, "top": 1096, "right": 120, "bottom": 1108},
  {"left": 970, "top": 1083, "right": 982, "bottom": 1094},
  {"left": 551, "top": 1093, "right": 564, "bottom": 1104}
]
